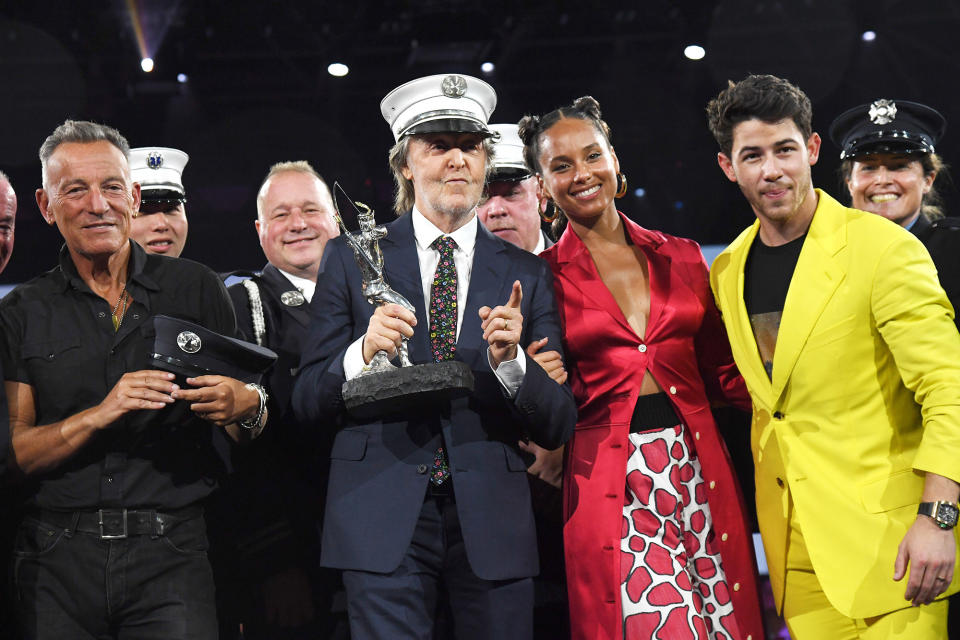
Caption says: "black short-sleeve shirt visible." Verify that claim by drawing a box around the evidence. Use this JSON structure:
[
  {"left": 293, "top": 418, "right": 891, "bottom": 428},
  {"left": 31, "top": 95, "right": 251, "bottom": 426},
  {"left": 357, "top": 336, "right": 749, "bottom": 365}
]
[{"left": 0, "top": 241, "right": 238, "bottom": 510}]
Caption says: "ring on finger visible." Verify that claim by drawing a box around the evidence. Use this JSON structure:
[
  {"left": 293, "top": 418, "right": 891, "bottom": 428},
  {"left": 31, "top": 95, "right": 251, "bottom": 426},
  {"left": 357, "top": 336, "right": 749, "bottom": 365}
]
[
  {"left": 936, "top": 576, "right": 948, "bottom": 582},
  {"left": 504, "top": 318, "right": 510, "bottom": 332}
]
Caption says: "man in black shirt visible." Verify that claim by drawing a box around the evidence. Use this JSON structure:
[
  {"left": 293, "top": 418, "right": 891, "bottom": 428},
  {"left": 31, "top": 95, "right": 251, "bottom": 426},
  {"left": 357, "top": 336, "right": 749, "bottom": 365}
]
[{"left": 0, "top": 120, "right": 264, "bottom": 639}]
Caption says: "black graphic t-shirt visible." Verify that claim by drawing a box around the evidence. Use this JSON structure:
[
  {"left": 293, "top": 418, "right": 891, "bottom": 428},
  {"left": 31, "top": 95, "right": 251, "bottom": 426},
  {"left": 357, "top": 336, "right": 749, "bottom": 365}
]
[{"left": 744, "top": 233, "right": 806, "bottom": 379}]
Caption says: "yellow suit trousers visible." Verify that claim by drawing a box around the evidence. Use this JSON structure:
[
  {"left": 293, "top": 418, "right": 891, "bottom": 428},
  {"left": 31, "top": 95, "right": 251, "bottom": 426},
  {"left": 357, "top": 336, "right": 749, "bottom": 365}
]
[{"left": 784, "top": 507, "right": 947, "bottom": 639}]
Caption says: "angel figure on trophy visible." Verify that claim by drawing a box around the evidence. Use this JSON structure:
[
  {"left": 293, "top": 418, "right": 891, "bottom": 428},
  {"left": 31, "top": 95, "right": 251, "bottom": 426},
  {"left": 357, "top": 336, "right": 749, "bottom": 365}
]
[
  {"left": 342, "top": 199, "right": 415, "bottom": 371},
  {"left": 331, "top": 183, "right": 474, "bottom": 418}
]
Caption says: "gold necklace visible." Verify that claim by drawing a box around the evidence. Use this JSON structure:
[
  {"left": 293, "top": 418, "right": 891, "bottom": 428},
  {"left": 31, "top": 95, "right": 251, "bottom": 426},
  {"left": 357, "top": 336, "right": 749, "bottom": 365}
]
[{"left": 111, "top": 286, "right": 128, "bottom": 331}]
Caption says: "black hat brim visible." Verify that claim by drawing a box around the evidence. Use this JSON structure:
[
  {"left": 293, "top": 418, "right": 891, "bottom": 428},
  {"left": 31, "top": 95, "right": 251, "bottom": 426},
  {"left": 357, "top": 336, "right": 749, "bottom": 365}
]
[
  {"left": 141, "top": 188, "right": 187, "bottom": 205},
  {"left": 150, "top": 315, "right": 277, "bottom": 384},
  {"left": 488, "top": 167, "right": 532, "bottom": 182},
  {"left": 404, "top": 118, "right": 493, "bottom": 137}
]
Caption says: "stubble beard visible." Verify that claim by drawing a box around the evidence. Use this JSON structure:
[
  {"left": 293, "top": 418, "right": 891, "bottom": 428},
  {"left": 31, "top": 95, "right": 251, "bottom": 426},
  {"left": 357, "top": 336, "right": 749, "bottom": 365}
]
[
  {"left": 429, "top": 183, "right": 482, "bottom": 226},
  {"left": 750, "top": 179, "right": 807, "bottom": 227}
]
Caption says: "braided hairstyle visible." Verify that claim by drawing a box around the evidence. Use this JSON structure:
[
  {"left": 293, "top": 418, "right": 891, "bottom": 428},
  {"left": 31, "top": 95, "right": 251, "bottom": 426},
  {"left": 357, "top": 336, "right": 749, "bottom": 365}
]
[{"left": 518, "top": 96, "right": 613, "bottom": 237}]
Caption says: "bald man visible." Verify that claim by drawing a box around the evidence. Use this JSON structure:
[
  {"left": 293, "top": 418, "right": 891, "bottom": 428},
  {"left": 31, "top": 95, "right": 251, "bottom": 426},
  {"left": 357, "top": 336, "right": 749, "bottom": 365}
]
[{"left": 0, "top": 172, "right": 16, "bottom": 274}]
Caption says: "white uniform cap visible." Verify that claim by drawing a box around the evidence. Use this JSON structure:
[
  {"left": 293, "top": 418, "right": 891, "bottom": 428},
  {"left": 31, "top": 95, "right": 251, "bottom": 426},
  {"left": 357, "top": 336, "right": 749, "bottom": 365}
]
[
  {"left": 381, "top": 74, "right": 497, "bottom": 142},
  {"left": 129, "top": 147, "right": 189, "bottom": 201},
  {"left": 488, "top": 124, "right": 530, "bottom": 181}
]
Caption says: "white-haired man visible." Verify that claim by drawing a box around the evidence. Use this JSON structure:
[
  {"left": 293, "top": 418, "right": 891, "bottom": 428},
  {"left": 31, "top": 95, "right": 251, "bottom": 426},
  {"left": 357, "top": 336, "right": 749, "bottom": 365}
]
[{"left": 293, "top": 75, "right": 576, "bottom": 639}]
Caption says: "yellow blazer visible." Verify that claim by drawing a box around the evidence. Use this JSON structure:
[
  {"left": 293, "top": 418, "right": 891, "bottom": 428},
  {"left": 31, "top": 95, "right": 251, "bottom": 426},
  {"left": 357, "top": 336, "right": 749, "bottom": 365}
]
[{"left": 710, "top": 189, "right": 960, "bottom": 618}]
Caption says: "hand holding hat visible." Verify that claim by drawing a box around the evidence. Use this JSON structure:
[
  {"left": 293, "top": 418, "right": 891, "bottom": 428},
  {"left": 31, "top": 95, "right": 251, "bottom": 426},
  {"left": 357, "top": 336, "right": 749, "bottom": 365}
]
[
  {"left": 151, "top": 315, "right": 277, "bottom": 434},
  {"left": 91, "top": 369, "right": 179, "bottom": 429},
  {"left": 172, "top": 375, "right": 263, "bottom": 430}
]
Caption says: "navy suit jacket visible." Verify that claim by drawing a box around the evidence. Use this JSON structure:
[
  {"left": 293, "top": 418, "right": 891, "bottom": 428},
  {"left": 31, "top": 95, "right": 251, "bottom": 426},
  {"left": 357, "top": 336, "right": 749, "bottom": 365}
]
[{"left": 292, "top": 213, "right": 576, "bottom": 580}]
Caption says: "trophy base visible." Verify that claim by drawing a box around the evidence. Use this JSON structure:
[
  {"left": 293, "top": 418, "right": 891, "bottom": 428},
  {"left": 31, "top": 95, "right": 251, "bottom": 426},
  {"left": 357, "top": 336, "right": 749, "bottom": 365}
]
[{"left": 342, "top": 361, "right": 475, "bottom": 420}]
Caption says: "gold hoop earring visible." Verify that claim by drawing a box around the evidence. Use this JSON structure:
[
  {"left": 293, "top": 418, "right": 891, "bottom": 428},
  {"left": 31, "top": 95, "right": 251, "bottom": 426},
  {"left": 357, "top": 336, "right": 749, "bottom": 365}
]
[
  {"left": 615, "top": 172, "right": 628, "bottom": 199},
  {"left": 539, "top": 199, "right": 558, "bottom": 223}
]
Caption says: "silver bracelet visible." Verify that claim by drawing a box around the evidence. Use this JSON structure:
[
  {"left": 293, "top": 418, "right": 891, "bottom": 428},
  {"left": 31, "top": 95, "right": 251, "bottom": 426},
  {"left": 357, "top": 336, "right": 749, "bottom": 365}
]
[{"left": 238, "top": 383, "right": 268, "bottom": 432}]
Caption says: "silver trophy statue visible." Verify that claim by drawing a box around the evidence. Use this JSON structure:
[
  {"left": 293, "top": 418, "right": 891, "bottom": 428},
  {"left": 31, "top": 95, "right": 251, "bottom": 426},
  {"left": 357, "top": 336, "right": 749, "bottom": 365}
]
[
  {"left": 332, "top": 184, "right": 473, "bottom": 418},
  {"left": 341, "top": 197, "right": 416, "bottom": 372}
]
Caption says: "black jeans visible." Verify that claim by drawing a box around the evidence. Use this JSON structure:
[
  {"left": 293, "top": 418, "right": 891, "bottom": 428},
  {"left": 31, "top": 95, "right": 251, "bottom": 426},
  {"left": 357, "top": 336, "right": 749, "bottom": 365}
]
[{"left": 12, "top": 510, "right": 217, "bottom": 639}]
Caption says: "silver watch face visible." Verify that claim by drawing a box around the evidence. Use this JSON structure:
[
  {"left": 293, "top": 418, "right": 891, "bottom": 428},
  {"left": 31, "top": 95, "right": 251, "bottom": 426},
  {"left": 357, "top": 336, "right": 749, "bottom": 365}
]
[{"left": 937, "top": 502, "right": 959, "bottom": 528}]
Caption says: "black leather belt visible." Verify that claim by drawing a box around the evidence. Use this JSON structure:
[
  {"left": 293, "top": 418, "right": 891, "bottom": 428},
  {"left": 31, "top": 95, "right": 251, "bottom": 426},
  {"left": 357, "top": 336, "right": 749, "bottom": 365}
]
[{"left": 32, "top": 506, "right": 202, "bottom": 540}]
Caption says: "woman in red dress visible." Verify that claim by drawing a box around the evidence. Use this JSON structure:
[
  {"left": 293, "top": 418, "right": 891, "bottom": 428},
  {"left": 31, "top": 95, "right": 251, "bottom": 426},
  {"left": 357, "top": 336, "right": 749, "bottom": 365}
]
[{"left": 518, "top": 97, "right": 763, "bottom": 640}]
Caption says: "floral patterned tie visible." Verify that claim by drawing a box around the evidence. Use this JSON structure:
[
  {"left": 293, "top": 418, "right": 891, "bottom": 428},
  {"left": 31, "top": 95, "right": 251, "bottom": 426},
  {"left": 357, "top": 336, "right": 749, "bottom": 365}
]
[
  {"left": 429, "top": 235, "right": 457, "bottom": 485},
  {"left": 429, "top": 235, "right": 458, "bottom": 362}
]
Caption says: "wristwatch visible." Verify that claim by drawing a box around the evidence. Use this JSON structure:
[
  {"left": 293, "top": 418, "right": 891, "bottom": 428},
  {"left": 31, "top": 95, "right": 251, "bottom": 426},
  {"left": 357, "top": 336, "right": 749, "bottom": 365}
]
[
  {"left": 917, "top": 501, "right": 960, "bottom": 529},
  {"left": 238, "top": 383, "right": 268, "bottom": 437}
]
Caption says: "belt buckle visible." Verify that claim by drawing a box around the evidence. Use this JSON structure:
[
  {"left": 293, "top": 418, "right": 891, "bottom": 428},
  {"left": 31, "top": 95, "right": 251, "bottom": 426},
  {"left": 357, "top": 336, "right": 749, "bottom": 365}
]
[{"left": 98, "top": 508, "right": 128, "bottom": 540}]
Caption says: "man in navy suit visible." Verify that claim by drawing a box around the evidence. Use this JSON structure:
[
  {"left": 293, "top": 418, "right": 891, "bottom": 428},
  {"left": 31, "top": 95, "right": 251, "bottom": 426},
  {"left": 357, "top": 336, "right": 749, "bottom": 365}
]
[{"left": 292, "top": 74, "right": 576, "bottom": 639}]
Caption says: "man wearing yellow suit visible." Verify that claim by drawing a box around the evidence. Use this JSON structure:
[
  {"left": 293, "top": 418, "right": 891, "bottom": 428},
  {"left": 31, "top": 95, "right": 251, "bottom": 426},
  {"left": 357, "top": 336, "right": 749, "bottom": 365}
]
[{"left": 705, "top": 73, "right": 960, "bottom": 639}]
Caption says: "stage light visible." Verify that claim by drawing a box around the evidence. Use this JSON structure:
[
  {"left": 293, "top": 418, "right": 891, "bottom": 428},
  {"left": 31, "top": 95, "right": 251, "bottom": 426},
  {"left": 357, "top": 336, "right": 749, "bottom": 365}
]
[
  {"left": 481, "top": 61, "right": 495, "bottom": 74},
  {"left": 861, "top": 30, "right": 876, "bottom": 42},
  {"left": 140, "top": 57, "right": 154, "bottom": 72},
  {"left": 634, "top": 187, "right": 646, "bottom": 198},
  {"left": 177, "top": 73, "right": 188, "bottom": 83},
  {"left": 674, "top": 200, "right": 685, "bottom": 210},
  {"left": 684, "top": 45, "right": 705, "bottom": 61},
  {"left": 327, "top": 62, "right": 349, "bottom": 77}
]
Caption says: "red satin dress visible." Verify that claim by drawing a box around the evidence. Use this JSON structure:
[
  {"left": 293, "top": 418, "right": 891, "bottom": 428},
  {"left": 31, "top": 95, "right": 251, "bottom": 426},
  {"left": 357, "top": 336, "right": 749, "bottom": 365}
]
[{"left": 540, "top": 214, "right": 764, "bottom": 640}]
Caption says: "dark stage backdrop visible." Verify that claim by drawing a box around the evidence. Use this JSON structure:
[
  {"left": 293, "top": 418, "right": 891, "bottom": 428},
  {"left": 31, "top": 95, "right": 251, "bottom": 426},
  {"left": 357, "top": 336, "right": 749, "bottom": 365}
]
[{"left": 1, "top": 0, "right": 958, "bottom": 283}]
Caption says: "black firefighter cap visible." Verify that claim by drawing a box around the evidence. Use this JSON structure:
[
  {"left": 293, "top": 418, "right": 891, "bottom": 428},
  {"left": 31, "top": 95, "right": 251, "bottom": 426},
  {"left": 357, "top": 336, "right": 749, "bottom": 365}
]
[
  {"left": 150, "top": 315, "right": 277, "bottom": 383},
  {"left": 829, "top": 99, "right": 946, "bottom": 160}
]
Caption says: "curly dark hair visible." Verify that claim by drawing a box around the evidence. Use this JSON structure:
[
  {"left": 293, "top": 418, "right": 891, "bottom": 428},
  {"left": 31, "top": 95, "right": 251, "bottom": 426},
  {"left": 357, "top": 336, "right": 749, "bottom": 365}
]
[
  {"left": 518, "top": 96, "right": 613, "bottom": 236},
  {"left": 706, "top": 74, "right": 813, "bottom": 158}
]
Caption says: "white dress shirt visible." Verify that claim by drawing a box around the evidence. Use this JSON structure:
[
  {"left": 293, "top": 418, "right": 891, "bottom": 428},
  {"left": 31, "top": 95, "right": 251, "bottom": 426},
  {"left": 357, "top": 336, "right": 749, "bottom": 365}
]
[
  {"left": 532, "top": 230, "right": 546, "bottom": 256},
  {"left": 343, "top": 207, "right": 526, "bottom": 394},
  {"left": 278, "top": 269, "right": 316, "bottom": 303}
]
